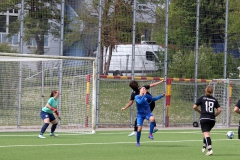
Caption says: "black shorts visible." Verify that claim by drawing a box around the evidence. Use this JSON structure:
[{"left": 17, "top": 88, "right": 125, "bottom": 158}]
[
  {"left": 200, "top": 119, "right": 215, "bottom": 132},
  {"left": 149, "top": 102, "right": 155, "bottom": 112}
]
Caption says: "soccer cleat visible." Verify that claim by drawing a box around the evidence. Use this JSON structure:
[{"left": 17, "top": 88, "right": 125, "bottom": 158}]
[
  {"left": 148, "top": 134, "right": 154, "bottom": 140},
  {"left": 38, "top": 135, "right": 46, "bottom": 138},
  {"left": 202, "top": 148, "right": 206, "bottom": 153},
  {"left": 153, "top": 128, "right": 158, "bottom": 133},
  {"left": 206, "top": 150, "right": 213, "bottom": 156},
  {"left": 50, "top": 133, "right": 58, "bottom": 137},
  {"left": 128, "top": 131, "right": 136, "bottom": 137},
  {"left": 136, "top": 143, "right": 140, "bottom": 147}
]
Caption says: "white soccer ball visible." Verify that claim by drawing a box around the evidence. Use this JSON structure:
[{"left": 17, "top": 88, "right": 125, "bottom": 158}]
[{"left": 226, "top": 131, "right": 234, "bottom": 139}]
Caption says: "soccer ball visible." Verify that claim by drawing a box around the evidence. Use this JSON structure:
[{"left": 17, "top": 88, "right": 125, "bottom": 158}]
[{"left": 226, "top": 131, "right": 234, "bottom": 139}]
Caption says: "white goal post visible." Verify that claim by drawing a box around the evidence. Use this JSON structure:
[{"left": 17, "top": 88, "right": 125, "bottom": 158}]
[{"left": 0, "top": 52, "right": 97, "bottom": 133}]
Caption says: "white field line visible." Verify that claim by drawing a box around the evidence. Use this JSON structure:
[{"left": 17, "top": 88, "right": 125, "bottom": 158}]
[
  {"left": 0, "top": 130, "right": 228, "bottom": 137},
  {"left": 0, "top": 130, "right": 236, "bottom": 148},
  {"left": 0, "top": 139, "right": 237, "bottom": 148}
]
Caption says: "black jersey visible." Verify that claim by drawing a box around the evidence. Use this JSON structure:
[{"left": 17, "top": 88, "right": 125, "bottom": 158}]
[
  {"left": 195, "top": 95, "right": 220, "bottom": 121},
  {"left": 235, "top": 99, "right": 240, "bottom": 108}
]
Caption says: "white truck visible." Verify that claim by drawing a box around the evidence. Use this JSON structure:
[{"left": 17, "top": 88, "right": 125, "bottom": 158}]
[{"left": 103, "top": 41, "right": 164, "bottom": 76}]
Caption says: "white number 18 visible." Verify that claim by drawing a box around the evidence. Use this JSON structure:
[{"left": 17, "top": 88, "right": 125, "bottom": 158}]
[{"left": 205, "top": 101, "right": 214, "bottom": 113}]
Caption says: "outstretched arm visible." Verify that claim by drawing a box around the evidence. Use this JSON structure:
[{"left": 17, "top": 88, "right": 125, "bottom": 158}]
[
  {"left": 150, "top": 93, "right": 165, "bottom": 101},
  {"left": 150, "top": 80, "right": 165, "bottom": 88},
  {"left": 121, "top": 100, "right": 134, "bottom": 111}
]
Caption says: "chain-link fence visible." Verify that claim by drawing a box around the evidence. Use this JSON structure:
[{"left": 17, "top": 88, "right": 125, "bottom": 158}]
[{"left": 1, "top": 0, "right": 240, "bottom": 129}]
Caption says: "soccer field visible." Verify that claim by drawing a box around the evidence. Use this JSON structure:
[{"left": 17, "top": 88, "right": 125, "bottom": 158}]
[{"left": 0, "top": 128, "right": 239, "bottom": 160}]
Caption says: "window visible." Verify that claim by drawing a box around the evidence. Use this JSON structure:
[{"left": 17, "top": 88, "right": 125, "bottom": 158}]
[
  {"left": 9, "top": 9, "right": 18, "bottom": 14},
  {"left": 9, "top": 16, "right": 18, "bottom": 33},
  {"left": 0, "top": 33, "right": 18, "bottom": 45},
  {"left": 146, "top": 51, "right": 155, "bottom": 61},
  {"left": 0, "top": 15, "right": 6, "bottom": 32}
]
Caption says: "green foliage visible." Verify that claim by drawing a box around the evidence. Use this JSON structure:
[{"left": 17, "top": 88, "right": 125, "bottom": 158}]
[
  {"left": 168, "top": 45, "right": 240, "bottom": 79},
  {"left": 0, "top": 43, "right": 18, "bottom": 52}
]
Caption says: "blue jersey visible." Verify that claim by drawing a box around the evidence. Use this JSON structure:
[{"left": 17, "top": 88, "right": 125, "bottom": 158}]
[{"left": 135, "top": 94, "right": 164, "bottom": 116}]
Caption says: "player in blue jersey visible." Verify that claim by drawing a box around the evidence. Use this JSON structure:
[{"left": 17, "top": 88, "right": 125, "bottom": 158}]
[
  {"left": 38, "top": 90, "right": 61, "bottom": 138},
  {"left": 121, "top": 80, "right": 165, "bottom": 136},
  {"left": 135, "top": 86, "right": 165, "bottom": 146},
  {"left": 233, "top": 99, "right": 240, "bottom": 140},
  {"left": 193, "top": 85, "right": 221, "bottom": 156}
]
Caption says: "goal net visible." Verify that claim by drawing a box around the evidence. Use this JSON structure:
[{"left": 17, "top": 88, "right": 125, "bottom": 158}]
[
  {"left": 210, "top": 79, "right": 240, "bottom": 127},
  {"left": 0, "top": 53, "right": 96, "bottom": 133}
]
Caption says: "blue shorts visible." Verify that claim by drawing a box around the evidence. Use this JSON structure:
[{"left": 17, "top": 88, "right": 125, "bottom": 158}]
[
  {"left": 40, "top": 110, "right": 56, "bottom": 122},
  {"left": 136, "top": 113, "right": 153, "bottom": 126}
]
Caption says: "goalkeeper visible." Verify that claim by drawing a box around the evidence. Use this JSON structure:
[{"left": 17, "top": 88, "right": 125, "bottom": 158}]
[
  {"left": 134, "top": 86, "right": 165, "bottom": 146},
  {"left": 38, "top": 90, "right": 61, "bottom": 138}
]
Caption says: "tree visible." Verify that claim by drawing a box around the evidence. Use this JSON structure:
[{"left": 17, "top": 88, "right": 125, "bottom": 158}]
[
  {"left": 0, "top": 0, "right": 61, "bottom": 55},
  {"left": 153, "top": 0, "right": 226, "bottom": 47}
]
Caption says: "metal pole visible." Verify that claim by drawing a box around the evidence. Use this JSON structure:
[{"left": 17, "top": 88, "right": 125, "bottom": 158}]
[
  {"left": 223, "top": 0, "right": 229, "bottom": 79},
  {"left": 193, "top": 0, "right": 200, "bottom": 124},
  {"left": 163, "top": 0, "right": 170, "bottom": 127},
  {"left": 17, "top": 0, "right": 25, "bottom": 129},
  {"left": 57, "top": 0, "right": 65, "bottom": 128},
  {"left": 126, "top": 54, "right": 129, "bottom": 76},
  {"left": 96, "top": 0, "right": 103, "bottom": 128},
  {"left": 130, "top": 0, "right": 137, "bottom": 128},
  {"left": 224, "top": 0, "right": 229, "bottom": 127}
]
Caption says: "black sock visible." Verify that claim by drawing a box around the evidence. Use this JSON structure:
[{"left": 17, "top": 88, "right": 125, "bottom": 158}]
[
  {"left": 134, "top": 118, "right": 137, "bottom": 132},
  {"left": 205, "top": 137, "right": 212, "bottom": 151},
  {"left": 238, "top": 121, "right": 240, "bottom": 139},
  {"left": 203, "top": 138, "right": 206, "bottom": 148},
  {"left": 51, "top": 123, "right": 58, "bottom": 133},
  {"left": 40, "top": 123, "right": 49, "bottom": 135}
]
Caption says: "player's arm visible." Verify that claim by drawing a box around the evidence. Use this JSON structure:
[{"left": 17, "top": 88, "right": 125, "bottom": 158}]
[
  {"left": 215, "top": 107, "right": 221, "bottom": 117},
  {"left": 193, "top": 104, "right": 201, "bottom": 114},
  {"left": 234, "top": 106, "right": 240, "bottom": 114},
  {"left": 151, "top": 93, "right": 165, "bottom": 101},
  {"left": 149, "top": 80, "right": 165, "bottom": 88},
  {"left": 121, "top": 100, "right": 134, "bottom": 111},
  {"left": 135, "top": 95, "right": 147, "bottom": 104},
  {"left": 46, "top": 103, "right": 61, "bottom": 119},
  {"left": 46, "top": 103, "right": 57, "bottom": 111},
  {"left": 234, "top": 99, "right": 240, "bottom": 114}
]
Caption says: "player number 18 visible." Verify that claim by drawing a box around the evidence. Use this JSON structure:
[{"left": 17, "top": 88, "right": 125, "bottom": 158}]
[{"left": 205, "top": 101, "right": 214, "bottom": 113}]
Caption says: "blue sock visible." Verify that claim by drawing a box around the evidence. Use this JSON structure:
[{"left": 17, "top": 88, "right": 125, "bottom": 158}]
[
  {"left": 51, "top": 123, "right": 58, "bottom": 133},
  {"left": 150, "top": 122, "right": 154, "bottom": 134},
  {"left": 136, "top": 131, "right": 141, "bottom": 143},
  {"left": 40, "top": 123, "right": 49, "bottom": 135}
]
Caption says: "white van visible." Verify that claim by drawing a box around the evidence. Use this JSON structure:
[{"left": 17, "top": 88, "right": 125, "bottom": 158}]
[{"left": 103, "top": 42, "right": 164, "bottom": 76}]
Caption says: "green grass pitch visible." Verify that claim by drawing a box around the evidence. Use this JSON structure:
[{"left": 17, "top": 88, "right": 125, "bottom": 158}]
[{"left": 0, "top": 128, "right": 239, "bottom": 160}]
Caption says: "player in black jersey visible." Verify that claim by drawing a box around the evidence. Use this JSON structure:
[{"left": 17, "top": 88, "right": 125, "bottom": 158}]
[
  {"left": 193, "top": 85, "right": 222, "bottom": 156},
  {"left": 121, "top": 80, "right": 165, "bottom": 136},
  {"left": 233, "top": 99, "right": 240, "bottom": 139}
]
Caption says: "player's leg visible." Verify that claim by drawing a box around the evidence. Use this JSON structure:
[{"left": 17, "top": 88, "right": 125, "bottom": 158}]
[
  {"left": 136, "top": 116, "right": 143, "bottom": 146},
  {"left": 203, "top": 120, "right": 215, "bottom": 156},
  {"left": 202, "top": 138, "right": 206, "bottom": 152},
  {"left": 150, "top": 104, "right": 158, "bottom": 133},
  {"left": 238, "top": 120, "right": 240, "bottom": 139},
  {"left": 38, "top": 111, "right": 50, "bottom": 138},
  {"left": 148, "top": 116, "right": 155, "bottom": 140},
  {"left": 49, "top": 114, "right": 58, "bottom": 137},
  {"left": 128, "top": 118, "right": 137, "bottom": 137}
]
